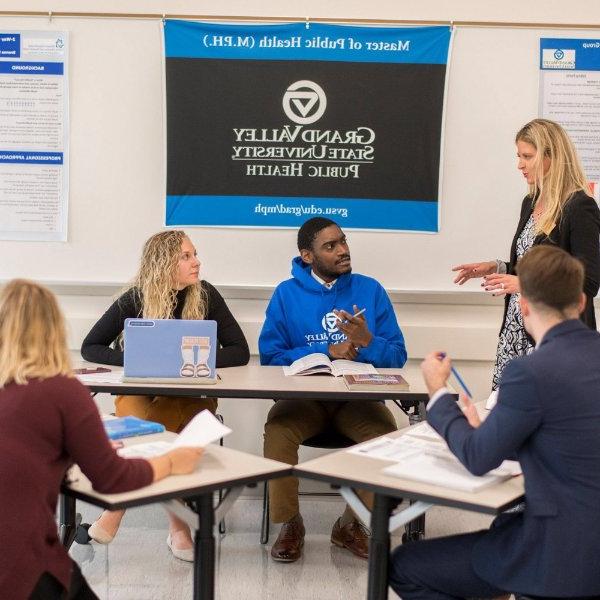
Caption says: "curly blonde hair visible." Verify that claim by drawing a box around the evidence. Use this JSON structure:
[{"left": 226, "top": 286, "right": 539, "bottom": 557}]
[
  {"left": 516, "top": 119, "right": 589, "bottom": 237},
  {"left": 0, "top": 279, "right": 72, "bottom": 387},
  {"left": 129, "top": 230, "right": 207, "bottom": 320}
]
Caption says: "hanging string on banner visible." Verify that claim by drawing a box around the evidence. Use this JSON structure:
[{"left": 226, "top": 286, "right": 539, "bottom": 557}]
[{"left": 1, "top": 10, "right": 600, "bottom": 30}]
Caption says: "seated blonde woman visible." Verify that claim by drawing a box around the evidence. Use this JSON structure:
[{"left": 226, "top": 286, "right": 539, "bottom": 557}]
[
  {"left": 0, "top": 280, "right": 203, "bottom": 600},
  {"left": 81, "top": 230, "right": 249, "bottom": 560}
]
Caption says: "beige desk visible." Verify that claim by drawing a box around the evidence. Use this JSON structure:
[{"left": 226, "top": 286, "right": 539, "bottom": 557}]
[
  {"left": 78, "top": 363, "right": 430, "bottom": 399},
  {"left": 77, "top": 363, "right": 435, "bottom": 425},
  {"left": 295, "top": 428, "right": 525, "bottom": 600},
  {"left": 61, "top": 435, "right": 291, "bottom": 600}
]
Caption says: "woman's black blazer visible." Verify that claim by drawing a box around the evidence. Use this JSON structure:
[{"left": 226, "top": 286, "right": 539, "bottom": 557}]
[{"left": 504, "top": 190, "right": 600, "bottom": 330}]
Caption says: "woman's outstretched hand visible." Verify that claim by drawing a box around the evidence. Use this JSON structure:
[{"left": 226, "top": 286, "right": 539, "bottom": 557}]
[{"left": 452, "top": 261, "right": 497, "bottom": 285}]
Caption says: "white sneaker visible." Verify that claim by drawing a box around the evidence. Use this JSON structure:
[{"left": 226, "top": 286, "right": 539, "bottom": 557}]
[
  {"left": 88, "top": 522, "right": 115, "bottom": 544},
  {"left": 167, "top": 534, "right": 194, "bottom": 562}
]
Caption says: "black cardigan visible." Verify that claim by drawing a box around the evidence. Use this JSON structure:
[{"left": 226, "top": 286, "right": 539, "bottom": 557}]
[
  {"left": 81, "top": 281, "right": 250, "bottom": 368},
  {"left": 503, "top": 190, "right": 600, "bottom": 330}
]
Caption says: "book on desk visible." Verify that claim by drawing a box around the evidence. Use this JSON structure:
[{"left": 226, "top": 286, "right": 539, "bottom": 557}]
[
  {"left": 343, "top": 373, "right": 409, "bottom": 391},
  {"left": 103, "top": 416, "right": 165, "bottom": 440},
  {"left": 282, "top": 353, "right": 378, "bottom": 377}
]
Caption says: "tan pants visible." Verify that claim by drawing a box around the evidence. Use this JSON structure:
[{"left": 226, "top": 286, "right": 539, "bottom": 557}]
[
  {"left": 115, "top": 395, "right": 218, "bottom": 433},
  {"left": 263, "top": 399, "right": 397, "bottom": 523}
]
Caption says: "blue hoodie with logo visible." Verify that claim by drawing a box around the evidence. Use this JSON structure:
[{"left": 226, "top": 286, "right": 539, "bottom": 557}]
[{"left": 259, "top": 257, "right": 407, "bottom": 367}]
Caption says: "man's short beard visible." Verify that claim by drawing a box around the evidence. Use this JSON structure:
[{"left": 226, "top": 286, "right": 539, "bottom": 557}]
[{"left": 312, "top": 256, "right": 352, "bottom": 280}]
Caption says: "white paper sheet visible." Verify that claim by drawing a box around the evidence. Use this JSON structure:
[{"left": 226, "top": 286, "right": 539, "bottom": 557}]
[
  {"left": 172, "top": 409, "right": 232, "bottom": 448},
  {"left": 118, "top": 441, "right": 173, "bottom": 458},
  {"left": 403, "top": 422, "right": 444, "bottom": 443},
  {"left": 383, "top": 454, "right": 510, "bottom": 492},
  {"left": 349, "top": 429, "right": 522, "bottom": 490},
  {"left": 347, "top": 435, "right": 441, "bottom": 462},
  {"left": 77, "top": 371, "right": 124, "bottom": 385},
  {"left": 116, "top": 411, "right": 232, "bottom": 458}
]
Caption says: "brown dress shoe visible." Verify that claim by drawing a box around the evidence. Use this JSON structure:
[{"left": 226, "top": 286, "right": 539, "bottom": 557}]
[
  {"left": 331, "top": 517, "right": 370, "bottom": 559},
  {"left": 270, "top": 514, "right": 305, "bottom": 562}
]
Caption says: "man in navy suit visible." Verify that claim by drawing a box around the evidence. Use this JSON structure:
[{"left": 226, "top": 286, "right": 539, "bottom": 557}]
[{"left": 390, "top": 245, "right": 600, "bottom": 600}]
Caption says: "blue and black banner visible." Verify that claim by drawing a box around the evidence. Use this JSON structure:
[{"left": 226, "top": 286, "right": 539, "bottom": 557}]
[{"left": 164, "top": 21, "right": 452, "bottom": 231}]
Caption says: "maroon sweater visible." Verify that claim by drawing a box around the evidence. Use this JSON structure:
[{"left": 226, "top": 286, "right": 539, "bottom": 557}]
[{"left": 0, "top": 375, "right": 153, "bottom": 599}]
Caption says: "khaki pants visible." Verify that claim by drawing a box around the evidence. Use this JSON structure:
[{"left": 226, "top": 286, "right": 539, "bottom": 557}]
[
  {"left": 115, "top": 395, "right": 218, "bottom": 433},
  {"left": 263, "top": 399, "right": 397, "bottom": 523}
]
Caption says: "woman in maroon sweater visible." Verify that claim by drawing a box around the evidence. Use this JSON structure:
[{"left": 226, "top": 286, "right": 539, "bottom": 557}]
[{"left": 0, "top": 280, "right": 204, "bottom": 600}]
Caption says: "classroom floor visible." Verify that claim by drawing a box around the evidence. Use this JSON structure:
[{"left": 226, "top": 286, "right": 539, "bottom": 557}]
[{"left": 70, "top": 494, "right": 496, "bottom": 600}]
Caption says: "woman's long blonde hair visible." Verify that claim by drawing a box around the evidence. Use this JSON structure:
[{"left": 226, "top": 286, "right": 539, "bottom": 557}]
[
  {"left": 128, "top": 230, "right": 207, "bottom": 319},
  {"left": 516, "top": 118, "right": 589, "bottom": 237},
  {"left": 0, "top": 279, "right": 72, "bottom": 387}
]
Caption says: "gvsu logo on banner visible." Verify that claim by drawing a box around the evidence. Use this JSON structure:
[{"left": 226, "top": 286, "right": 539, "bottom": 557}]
[
  {"left": 282, "top": 80, "right": 327, "bottom": 124},
  {"left": 542, "top": 48, "right": 576, "bottom": 69}
]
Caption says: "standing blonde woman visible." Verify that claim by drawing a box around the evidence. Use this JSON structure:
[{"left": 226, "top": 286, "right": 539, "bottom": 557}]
[
  {"left": 453, "top": 118, "right": 600, "bottom": 389},
  {"left": 81, "top": 230, "right": 250, "bottom": 559},
  {"left": 0, "top": 280, "right": 203, "bottom": 600}
]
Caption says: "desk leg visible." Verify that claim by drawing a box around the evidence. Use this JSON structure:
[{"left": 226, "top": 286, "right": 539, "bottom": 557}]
[
  {"left": 367, "top": 493, "right": 393, "bottom": 600},
  {"left": 194, "top": 493, "right": 215, "bottom": 600},
  {"left": 59, "top": 494, "right": 78, "bottom": 549}
]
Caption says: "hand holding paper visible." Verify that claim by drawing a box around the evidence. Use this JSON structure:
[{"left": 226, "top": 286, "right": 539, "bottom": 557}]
[{"left": 117, "top": 410, "right": 232, "bottom": 461}]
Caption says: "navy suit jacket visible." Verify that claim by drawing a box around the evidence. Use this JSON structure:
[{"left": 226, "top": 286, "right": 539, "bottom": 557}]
[{"left": 428, "top": 319, "right": 600, "bottom": 597}]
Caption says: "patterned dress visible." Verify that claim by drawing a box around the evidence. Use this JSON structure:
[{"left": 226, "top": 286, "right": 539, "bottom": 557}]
[{"left": 491, "top": 215, "right": 536, "bottom": 390}]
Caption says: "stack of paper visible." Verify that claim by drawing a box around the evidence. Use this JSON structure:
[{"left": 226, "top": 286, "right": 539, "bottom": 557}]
[
  {"left": 348, "top": 429, "right": 521, "bottom": 492},
  {"left": 403, "top": 422, "right": 444, "bottom": 443},
  {"left": 347, "top": 435, "right": 441, "bottom": 462},
  {"left": 382, "top": 454, "right": 520, "bottom": 492}
]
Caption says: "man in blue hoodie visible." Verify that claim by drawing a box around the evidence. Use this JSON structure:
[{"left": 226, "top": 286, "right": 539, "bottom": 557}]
[{"left": 259, "top": 217, "right": 407, "bottom": 563}]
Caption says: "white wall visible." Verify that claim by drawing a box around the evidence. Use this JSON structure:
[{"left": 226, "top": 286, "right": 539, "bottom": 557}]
[{"left": 1, "top": 1, "right": 600, "bottom": 290}]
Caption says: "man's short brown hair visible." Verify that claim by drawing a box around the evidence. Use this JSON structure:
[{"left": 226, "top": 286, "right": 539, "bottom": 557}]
[{"left": 516, "top": 245, "right": 584, "bottom": 312}]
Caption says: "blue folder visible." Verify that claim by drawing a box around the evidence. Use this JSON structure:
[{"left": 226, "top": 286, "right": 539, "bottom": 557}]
[{"left": 103, "top": 416, "right": 165, "bottom": 440}]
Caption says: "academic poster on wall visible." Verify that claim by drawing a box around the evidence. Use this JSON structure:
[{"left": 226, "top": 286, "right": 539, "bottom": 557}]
[
  {"left": 539, "top": 38, "right": 600, "bottom": 201},
  {"left": 164, "top": 21, "right": 452, "bottom": 232},
  {"left": 0, "top": 31, "right": 69, "bottom": 241}
]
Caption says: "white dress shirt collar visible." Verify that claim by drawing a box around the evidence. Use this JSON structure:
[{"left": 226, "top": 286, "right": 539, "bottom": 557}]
[{"left": 311, "top": 270, "right": 337, "bottom": 289}]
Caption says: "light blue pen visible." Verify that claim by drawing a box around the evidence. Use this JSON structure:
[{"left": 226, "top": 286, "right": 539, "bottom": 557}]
[{"left": 439, "top": 352, "right": 472, "bottom": 399}]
